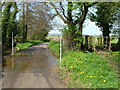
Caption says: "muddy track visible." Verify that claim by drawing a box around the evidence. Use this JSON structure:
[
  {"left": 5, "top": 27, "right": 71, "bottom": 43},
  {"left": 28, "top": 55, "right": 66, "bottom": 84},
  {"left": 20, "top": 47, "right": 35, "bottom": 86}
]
[{"left": 2, "top": 43, "right": 67, "bottom": 88}]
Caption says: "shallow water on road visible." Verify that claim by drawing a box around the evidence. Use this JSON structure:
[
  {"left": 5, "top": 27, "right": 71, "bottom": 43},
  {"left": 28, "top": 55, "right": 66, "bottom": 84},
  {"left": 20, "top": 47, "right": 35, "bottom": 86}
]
[{"left": 2, "top": 43, "right": 67, "bottom": 88}]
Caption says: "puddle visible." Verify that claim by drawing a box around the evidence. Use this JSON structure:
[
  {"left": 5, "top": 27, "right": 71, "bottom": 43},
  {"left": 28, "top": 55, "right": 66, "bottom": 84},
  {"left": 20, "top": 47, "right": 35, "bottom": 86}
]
[
  {"left": 4, "top": 56, "right": 15, "bottom": 69},
  {"left": 3, "top": 43, "right": 58, "bottom": 74},
  {"left": 2, "top": 43, "right": 67, "bottom": 88}
]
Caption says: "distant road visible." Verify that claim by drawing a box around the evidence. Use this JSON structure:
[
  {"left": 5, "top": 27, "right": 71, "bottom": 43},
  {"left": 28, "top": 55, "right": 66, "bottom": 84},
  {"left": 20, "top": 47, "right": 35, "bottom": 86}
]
[{"left": 46, "top": 36, "right": 60, "bottom": 41}]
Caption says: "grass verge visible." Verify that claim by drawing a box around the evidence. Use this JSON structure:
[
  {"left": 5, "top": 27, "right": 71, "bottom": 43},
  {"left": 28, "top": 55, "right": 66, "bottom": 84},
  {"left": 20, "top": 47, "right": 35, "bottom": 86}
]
[
  {"left": 111, "top": 51, "right": 120, "bottom": 64},
  {"left": 60, "top": 51, "right": 118, "bottom": 88},
  {"left": 16, "top": 39, "right": 50, "bottom": 50},
  {"left": 48, "top": 40, "right": 119, "bottom": 88},
  {"left": 48, "top": 40, "right": 60, "bottom": 55}
]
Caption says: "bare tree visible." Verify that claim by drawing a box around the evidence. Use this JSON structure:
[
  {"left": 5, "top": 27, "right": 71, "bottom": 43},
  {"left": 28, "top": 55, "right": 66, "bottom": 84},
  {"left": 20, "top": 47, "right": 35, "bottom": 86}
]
[{"left": 27, "top": 2, "right": 52, "bottom": 40}]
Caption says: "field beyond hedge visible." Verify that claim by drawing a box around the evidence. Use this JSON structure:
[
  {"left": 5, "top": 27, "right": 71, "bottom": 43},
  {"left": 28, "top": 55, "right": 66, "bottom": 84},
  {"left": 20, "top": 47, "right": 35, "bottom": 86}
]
[{"left": 48, "top": 40, "right": 119, "bottom": 88}]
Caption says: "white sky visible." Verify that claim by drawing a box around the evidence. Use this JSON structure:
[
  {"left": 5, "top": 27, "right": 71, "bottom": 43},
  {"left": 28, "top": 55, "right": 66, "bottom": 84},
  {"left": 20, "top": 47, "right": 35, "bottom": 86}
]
[
  {"left": 83, "top": 19, "right": 102, "bottom": 35},
  {"left": 49, "top": 17, "right": 102, "bottom": 35}
]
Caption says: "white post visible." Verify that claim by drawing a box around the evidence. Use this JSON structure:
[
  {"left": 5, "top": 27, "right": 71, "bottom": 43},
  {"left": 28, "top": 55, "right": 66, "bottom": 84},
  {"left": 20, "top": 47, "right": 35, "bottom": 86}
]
[
  {"left": 60, "top": 36, "right": 62, "bottom": 67},
  {"left": 12, "top": 32, "right": 14, "bottom": 68},
  {"left": 12, "top": 32, "right": 14, "bottom": 55}
]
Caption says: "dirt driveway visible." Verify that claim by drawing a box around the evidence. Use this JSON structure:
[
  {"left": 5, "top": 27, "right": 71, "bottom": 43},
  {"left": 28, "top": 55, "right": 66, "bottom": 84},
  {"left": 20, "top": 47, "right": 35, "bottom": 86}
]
[{"left": 2, "top": 43, "right": 67, "bottom": 88}]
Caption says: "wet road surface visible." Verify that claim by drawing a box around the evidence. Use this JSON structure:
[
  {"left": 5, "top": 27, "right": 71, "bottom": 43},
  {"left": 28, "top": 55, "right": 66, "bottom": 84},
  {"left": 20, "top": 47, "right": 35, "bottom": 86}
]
[{"left": 2, "top": 43, "right": 67, "bottom": 88}]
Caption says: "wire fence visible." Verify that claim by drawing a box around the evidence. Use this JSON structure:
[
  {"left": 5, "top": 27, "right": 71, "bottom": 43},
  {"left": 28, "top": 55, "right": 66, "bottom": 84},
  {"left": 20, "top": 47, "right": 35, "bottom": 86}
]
[
  {"left": 61, "top": 35, "right": 119, "bottom": 52},
  {"left": 84, "top": 36, "right": 119, "bottom": 48}
]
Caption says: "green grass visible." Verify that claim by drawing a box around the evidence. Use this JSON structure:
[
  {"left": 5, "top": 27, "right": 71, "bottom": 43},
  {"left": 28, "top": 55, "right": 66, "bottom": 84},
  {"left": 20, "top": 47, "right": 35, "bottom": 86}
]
[
  {"left": 111, "top": 51, "right": 120, "bottom": 64},
  {"left": 60, "top": 51, "right": 118, "bottom": 88},
  {"left": 42, "top": 38, "right": 51, "bottom": 42},
  {"left": 16, "top": 40, "right": 44, "bottom": 50},
  {"left": 48, "top": 40, "right": 119, "bottom": 88},
  {"left": 16, "top": 38, "right": 51, "bottom": 50},
  {"left": 48, "top": 40, "right": 60, "bottom": 55},
  {"left": 111, "top": 38, "right": 118, "bottom": 44},
  {"left": 111, "top": 51, "right": 120, "bottom": 88}
]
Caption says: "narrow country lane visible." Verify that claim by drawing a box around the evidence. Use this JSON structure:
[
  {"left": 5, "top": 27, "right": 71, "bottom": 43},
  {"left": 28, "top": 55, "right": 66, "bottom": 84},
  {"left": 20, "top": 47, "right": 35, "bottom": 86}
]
[{"left": 2, "top": 43, "right": 67, "bottom": 88}]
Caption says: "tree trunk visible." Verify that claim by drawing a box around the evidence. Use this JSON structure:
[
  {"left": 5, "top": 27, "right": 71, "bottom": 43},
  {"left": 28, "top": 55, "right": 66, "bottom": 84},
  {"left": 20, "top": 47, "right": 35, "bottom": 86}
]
[
  {"left": 78, "top": 24, "right": 84, "bottom": 50},
  {"left": 25, "top": 2, "right": 28, "bottom": 42},
  {"left": 78, "top": 6, "right": 88, "bottom": 50},
  {"left": 2, "top": 3, "right": 12, "bottom": 47},
  {"left": 117, "top": 37, "right": 120, "bottom": 50},
  {"left": 22, "top": 2, "right": 26, "bottom": 43},
  {"left": 3, "top": 2, "right": 17, "bottom": 48},
  {"left": 102, "top": 27, "right": 111, "bottom": 49},
  {"left": 68, "top": 2, "right": 73, "bottom": 22},
  {"left": 85, "top": 35, "right": 89, "bottom": 50},
  {"left": 79, "top": 23, "right": 83, "bottom": 38},
  {"left": 63, "top": 2, "right": 76, "bottom": 50},
  {"left": 64, "top": 23, "right": 76, "bottom": 50}
]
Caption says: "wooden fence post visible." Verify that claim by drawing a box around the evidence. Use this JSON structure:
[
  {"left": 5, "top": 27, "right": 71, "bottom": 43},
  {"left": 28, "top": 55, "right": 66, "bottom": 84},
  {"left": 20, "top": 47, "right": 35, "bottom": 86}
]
[
  {"left": 85, "top": 35, "right": 89, "bottom": 50},
  {"left": 106, "top": 36, "right": 108, "bottom": 49},
  {"left": 97, "top": 37, "right": 100, "bottom": 46},
  {"left": 100, "top": 35, "right": 103, "bottom": 47},
  {"left": 88, "top": 36, "right": 92, "bottom": 49},
  {"left": 93, "top": 37, "right": 97, "bottom": 52},
  {"left": 109, "top": 36, "right": 111, "bottom": 50}
]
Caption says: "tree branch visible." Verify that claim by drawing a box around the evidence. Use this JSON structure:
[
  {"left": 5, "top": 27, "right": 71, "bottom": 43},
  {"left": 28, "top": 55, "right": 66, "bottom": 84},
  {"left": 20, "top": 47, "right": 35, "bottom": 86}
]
[
  {"left": 79, "top": 4, "right": 89, "bottom": 24},
  {"left": 49, "top": 14, "right": 58, "bottom": 20},
  {"left": 67, "top": 2, "right": 73, "bottom": 22},
  {"left": 59, "top": 2, "right": 69, "bottom": 21},
  {"left": 87, "top": 2, "right": 99, "bottom": 7},
  {"left": 49, "top": 2, "right": 68, "bottom": 23}
]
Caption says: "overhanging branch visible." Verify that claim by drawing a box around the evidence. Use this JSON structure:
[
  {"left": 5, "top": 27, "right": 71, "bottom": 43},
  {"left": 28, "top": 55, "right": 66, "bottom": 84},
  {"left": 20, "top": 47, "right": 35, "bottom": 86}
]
[
  {"left": 49, "top": 2, "right": 69, "bottom": 23},
  {"left": 59, "top": 2, "right": 69, "bottom": 21}
]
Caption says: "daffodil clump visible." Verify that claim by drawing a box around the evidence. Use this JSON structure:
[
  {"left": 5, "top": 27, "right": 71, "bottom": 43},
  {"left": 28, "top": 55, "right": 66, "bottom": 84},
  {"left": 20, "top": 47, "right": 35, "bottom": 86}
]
[{"left": 60, "top": 51, "right": 118, "bottom": 88}]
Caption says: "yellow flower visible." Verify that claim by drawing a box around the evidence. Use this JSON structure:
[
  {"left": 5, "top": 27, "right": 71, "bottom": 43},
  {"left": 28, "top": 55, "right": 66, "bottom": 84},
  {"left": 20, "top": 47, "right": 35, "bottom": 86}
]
[
  {"left": 71, "top": 66, "right": 73, "bottom": 68},
  {"left": 104, "top": 80, "right": 106, "bottom": 82},
  {"left": 90, "top": 76, "right": 93, "bottom": 78},
  {"left": 80, "top": 72, "right": 84, "bottom": 73}
]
